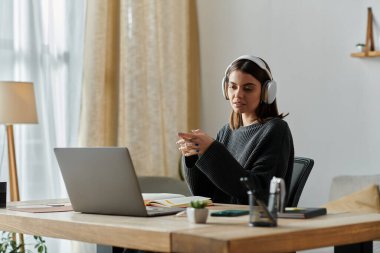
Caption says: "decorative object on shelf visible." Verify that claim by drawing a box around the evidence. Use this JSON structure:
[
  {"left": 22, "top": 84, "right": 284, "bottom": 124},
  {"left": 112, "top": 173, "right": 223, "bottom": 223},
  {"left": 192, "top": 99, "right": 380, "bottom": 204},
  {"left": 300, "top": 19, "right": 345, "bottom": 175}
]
[
  {"left": 355, "top": 43, "right": 366, "bottom": 52},
  {"left": 351, "top": 7, "right": 380, "bottom": 58},
  {"left": 186, "top": 200, "right": 209, "bottom": 224}
]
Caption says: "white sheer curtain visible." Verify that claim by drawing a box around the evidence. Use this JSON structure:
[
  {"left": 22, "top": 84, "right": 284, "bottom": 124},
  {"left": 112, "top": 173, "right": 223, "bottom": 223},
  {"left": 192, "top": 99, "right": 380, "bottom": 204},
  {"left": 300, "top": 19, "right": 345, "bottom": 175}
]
[
  {"left": 0, "top": 0, "right": 86, "bottom": 252},
  {"left": 0, "top": 0, "right": 85, "bottom": 199}
]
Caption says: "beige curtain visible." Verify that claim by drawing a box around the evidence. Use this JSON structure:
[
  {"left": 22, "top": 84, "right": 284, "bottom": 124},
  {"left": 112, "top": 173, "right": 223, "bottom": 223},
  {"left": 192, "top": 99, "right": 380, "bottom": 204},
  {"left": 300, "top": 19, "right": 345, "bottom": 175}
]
[{"left": 79, "top": 0, "right": 200, "bottom": 177}]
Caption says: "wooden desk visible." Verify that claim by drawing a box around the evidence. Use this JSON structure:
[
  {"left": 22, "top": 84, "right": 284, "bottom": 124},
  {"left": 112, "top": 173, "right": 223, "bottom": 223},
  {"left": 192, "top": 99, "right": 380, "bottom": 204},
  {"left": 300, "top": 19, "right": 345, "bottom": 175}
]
[{"left": 0, "top": 200, "right": 380, "bottom": 253}]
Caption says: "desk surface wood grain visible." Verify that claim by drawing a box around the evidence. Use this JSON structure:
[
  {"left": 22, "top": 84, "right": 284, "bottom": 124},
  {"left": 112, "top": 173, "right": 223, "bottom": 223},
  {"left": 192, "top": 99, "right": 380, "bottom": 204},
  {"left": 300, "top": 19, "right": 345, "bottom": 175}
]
[{"left": 1, "top": 199, "right": 380, "bottom": 253}]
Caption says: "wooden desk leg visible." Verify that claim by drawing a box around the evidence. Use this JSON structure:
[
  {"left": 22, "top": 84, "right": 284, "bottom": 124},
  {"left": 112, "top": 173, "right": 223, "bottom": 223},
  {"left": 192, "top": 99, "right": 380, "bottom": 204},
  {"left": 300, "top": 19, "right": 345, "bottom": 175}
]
[{"left": 335, "top": 241, "right": 373, "bottom": 253}]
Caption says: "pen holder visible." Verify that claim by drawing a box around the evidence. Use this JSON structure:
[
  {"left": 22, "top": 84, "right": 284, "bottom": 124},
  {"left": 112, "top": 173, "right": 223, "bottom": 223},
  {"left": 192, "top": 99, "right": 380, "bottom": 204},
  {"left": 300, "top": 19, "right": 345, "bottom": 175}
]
[
  {"left": 248, "top": 191, "right": 277, "bottom": 227},
  {"left": 240, "top": 177, "right": 277, "bottom": 227}
]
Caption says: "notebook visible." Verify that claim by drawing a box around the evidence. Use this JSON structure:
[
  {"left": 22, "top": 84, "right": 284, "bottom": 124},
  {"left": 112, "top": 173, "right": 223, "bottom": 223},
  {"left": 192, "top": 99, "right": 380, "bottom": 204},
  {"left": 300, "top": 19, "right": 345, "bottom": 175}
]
[
  {"left": 54, "top": 147, "right": 184, "bottom": 217},
  {"left": 277, "top": 207, "right": 327, "bottom": 219}
]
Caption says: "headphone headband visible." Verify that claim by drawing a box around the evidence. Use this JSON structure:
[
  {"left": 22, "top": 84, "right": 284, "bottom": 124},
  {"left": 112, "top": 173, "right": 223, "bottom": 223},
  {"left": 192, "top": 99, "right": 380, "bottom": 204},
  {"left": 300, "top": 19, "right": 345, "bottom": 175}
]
[
  {"left": 221, "top": 55, "right": 277, "bottom": 104},
  {"left": 224, "top": 55, "right": 273, "bottom": 81}
]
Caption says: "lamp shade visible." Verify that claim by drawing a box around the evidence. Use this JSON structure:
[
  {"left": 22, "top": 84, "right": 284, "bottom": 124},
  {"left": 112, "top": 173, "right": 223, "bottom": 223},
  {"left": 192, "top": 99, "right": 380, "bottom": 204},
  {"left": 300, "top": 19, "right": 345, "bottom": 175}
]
[{"left": 0, "top": 81, "right": 38, "bottom": 124}]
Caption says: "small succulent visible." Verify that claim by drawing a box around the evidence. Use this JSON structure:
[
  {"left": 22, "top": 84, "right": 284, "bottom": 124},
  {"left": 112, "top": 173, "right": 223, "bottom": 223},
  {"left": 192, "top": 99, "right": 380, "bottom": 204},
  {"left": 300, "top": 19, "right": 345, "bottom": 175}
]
[{"left": 189, "top": 200, "right": 208, "bottom": 209}]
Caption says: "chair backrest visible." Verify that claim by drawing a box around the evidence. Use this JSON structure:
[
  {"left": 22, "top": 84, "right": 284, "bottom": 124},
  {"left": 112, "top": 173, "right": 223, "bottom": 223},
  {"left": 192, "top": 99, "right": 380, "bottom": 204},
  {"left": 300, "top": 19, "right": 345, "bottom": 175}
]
[
  {"left": 138, "top": 176, "right": 192, "bottom": 196},
  {"left": 287, "top": 157, "right": 314, "bottom": 207}
]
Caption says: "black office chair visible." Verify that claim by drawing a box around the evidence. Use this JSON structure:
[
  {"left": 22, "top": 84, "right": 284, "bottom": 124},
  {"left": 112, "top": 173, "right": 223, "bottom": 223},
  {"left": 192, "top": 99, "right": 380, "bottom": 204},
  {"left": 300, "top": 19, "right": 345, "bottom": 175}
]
[{"left": 287, "top": 157, "right": 314, "bottom": 207}]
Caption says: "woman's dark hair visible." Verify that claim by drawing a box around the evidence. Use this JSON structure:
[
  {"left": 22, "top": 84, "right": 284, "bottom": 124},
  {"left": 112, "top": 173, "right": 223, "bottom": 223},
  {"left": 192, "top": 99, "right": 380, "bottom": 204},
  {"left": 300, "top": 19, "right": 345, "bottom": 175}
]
[{"left": 224, "top": 58, "right": 288, "bottom": 129}]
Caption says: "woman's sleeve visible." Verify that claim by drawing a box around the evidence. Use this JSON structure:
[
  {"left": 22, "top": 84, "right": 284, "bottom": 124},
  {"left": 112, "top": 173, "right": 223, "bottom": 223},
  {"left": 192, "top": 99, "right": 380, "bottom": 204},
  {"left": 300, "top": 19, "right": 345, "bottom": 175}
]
[
  {"left": 181, "top": 130, "right": 225, "bottom": 197},
  {"left": 182, "top": 156, "right": 216, "bottom": 197},
  {"left": 195, "top": 122, "right": 293, "bottom": 203}
]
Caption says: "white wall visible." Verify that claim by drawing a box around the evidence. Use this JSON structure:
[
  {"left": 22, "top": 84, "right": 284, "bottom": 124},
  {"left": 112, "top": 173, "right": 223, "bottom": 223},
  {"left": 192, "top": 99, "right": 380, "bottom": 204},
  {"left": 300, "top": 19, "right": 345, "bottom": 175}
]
[{"left": 196, "top": 0, "right": 380, "bottom": 206}]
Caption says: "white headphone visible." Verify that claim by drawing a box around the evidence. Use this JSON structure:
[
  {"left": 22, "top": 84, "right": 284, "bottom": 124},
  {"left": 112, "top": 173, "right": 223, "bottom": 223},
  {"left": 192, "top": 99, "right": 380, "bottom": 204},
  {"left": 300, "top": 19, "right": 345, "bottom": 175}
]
[{"left": 221, "top": 55, "right": 277, "bottom": 104}]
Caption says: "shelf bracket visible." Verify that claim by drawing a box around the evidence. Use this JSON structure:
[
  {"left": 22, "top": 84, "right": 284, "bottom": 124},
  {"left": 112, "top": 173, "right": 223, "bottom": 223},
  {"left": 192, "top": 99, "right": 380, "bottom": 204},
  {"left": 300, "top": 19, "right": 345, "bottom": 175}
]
[{"left": 365, "top": 7, "right": 375, "bottom": 53}]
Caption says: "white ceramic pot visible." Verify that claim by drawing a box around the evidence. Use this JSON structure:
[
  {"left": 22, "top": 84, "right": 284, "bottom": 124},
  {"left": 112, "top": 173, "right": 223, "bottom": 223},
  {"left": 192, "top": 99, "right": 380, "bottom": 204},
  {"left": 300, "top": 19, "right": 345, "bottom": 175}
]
[
  {"left": 186, "top": 207, "right": 209, "bottom": 224},
  {"left": 356, "top": 44, "right": 366, "bottom": 52}
]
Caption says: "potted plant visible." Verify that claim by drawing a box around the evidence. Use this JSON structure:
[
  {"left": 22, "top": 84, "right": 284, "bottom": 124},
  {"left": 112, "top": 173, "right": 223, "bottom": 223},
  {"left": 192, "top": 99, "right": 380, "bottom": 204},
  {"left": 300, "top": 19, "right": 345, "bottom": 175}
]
[
  {"left": 0, "top": 232, "right": 47, "bottom": 253},
  {"left": 186, "top": 200, "right": 209, "bottom": 224}
]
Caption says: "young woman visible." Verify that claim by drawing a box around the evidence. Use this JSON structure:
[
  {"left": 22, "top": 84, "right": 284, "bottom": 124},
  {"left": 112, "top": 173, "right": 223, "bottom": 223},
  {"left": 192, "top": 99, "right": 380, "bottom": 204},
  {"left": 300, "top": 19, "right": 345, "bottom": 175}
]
[{"left": 177, "top": 55, "right": 294, "bottom": 205}]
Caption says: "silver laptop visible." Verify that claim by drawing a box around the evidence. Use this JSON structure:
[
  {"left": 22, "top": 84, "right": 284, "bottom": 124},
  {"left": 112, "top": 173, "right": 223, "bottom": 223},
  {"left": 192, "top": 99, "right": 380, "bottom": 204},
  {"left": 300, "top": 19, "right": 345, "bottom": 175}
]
[{"left": 54, "top": 147, "right": 184, "bottom": 217}]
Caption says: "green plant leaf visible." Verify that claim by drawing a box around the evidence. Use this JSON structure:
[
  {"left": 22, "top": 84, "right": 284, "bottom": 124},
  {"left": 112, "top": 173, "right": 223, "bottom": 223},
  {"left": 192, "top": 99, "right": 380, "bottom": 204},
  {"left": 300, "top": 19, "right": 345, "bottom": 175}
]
[
  {"left": 0, "top": 232, "right": 48, "bottom": 253},
  {"left": 190, "top": 200, "right": 207, "bottom": 208}
]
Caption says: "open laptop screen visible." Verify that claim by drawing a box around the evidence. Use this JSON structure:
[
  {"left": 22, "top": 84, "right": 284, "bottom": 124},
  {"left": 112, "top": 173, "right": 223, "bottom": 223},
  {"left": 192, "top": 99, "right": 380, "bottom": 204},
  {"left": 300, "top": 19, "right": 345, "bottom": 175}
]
[{"left": 54, "top": 147, "right": 182, "bottom": 216}]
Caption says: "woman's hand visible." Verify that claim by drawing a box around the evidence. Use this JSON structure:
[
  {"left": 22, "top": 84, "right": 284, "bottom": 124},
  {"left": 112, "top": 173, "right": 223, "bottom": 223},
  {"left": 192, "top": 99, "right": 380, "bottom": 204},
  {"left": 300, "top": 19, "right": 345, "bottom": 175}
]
[{"left": 176, "top": 129, "right": 214, "bottom": 156}]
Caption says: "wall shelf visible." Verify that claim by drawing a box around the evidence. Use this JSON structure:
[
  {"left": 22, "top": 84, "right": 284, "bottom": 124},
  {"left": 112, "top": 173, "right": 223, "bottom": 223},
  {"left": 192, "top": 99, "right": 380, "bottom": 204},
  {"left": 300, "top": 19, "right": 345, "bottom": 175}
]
[
  {"left": 350, "top": 7, "right": 380, "bottom": 58},
  {"left": 351, "top": 51, "right": 380, "bottom": 58}
]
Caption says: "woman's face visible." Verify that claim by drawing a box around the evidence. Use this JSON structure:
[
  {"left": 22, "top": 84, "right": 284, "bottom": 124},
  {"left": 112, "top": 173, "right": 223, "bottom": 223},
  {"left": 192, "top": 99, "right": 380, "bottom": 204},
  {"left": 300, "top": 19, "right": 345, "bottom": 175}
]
[{"left": 227, "top": 70, "right": 262, "bottom": 118}]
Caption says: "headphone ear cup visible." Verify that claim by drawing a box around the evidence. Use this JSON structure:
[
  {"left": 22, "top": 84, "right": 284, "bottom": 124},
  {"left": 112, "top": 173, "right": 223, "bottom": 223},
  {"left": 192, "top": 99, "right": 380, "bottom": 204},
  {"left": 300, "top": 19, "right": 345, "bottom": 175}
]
[
  {"left": 221, "top": 77, "right": 229, "bottom": 100},
  {"left": 262, "top": 80, "right": 277, "bottom": 104}
]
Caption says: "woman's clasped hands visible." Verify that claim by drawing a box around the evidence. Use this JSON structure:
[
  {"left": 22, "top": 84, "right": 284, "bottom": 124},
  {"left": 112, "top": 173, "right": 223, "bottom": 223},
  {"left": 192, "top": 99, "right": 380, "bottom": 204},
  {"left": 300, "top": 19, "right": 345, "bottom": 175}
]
[{"left": 176, "top": 129, "right": 214, "bottom": 156}]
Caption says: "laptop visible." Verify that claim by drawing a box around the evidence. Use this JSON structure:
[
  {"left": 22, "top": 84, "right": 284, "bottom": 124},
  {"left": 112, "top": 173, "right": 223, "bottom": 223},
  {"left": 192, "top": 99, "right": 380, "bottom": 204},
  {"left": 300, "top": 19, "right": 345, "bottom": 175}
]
[{"left": 54, "top": 147, "right": 184, "bottom": 217}]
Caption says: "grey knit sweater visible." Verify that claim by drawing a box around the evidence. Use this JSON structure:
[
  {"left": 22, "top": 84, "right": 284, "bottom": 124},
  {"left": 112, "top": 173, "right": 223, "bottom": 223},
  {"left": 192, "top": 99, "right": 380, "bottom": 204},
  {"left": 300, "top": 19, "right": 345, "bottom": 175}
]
[{"left": 183, "top": 118, "right": 294, "bottom": 205}]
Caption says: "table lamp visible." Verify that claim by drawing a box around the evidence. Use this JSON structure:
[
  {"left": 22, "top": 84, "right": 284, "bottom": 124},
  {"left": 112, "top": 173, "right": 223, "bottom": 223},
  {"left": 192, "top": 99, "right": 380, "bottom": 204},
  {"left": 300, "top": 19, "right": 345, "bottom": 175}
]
[{"left": 0, "top": 81, "right": 38, "bottom": 201}]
